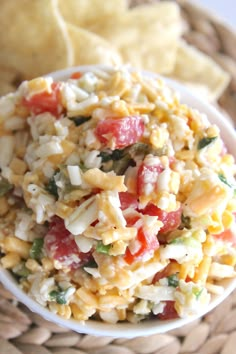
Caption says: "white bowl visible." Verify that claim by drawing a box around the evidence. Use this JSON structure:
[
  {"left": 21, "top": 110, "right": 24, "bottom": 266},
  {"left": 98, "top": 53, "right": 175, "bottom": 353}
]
[{"left": 1, "top": 65, "right": 236, "bottom": 338}]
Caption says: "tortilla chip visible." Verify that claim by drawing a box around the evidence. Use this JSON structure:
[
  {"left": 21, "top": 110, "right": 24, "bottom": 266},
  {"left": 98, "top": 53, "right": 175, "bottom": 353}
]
[
  {"left": 169, "top": 41, "right": 230, "bottom": 101},
  {"left": 59, "top": 0, "right": 128, "bottom": 32},
  {"left": 0, "top": 81, "right": 15, "bottom": 96},
  {"left": 0, "top": 66, "right": 20, "bottom": 84},
  {"left": 0, "top": 0, "right": 73, "bottom": 79},
  {"left": 67, "top": 24, "right": 122, "bottom": 66},
  {"left": 95, "top": 2, "right": 182, "bottom": 74}
]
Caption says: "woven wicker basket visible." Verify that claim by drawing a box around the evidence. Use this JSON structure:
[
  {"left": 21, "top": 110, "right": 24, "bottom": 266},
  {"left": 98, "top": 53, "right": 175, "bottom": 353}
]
[{"left": 1, "top": 1, "right": 236, "bottom": 353}]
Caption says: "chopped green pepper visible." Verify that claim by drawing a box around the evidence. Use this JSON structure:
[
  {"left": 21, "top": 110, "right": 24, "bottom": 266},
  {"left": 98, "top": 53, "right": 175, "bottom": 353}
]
[
  {"left": 96, "top": 241, "right": 111, "bottom": 254},
  {"left": 83, "top": 258, "right": 98, "bottom": 269},
  {"left": 0, "top": 178, "right": 13, "bottom": 197},
  {"left": 193, "top": 288, "right": 204, "bottom": 300},
  {"left": 45, "top": 172, "right": 59, "bottom": 198},
  {"left": 128, "top": 142, "right": 167, "bottom": 158},
  {"left": 13, "top": 263, "right": 30, "bottom": 278},
  {"left": 70, "top": 116, "right": 91, "bottom": 126},
  {"left": 181, "top": 214, "right": 191, "bottom": 229},
  {"left": 99, "top": 148, "right": 125, "bottom": 163},
  {"left": 49, "top": 288, "right": 72, "bottom": 305},
  {"left": 218, "top": 174, "right": 232, "bottom": 188},
  {"left": 197, "top": 136, "right": 217, "bottom": 150},
  {"left": 167, "top": 274, "right": 179, "bottom": 287},
  {"left": 30, "top": 238, "right": 44, "bottom": 260}
]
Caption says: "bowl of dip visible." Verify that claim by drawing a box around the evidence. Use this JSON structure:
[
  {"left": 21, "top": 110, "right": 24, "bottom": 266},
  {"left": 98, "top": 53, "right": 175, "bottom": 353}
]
[{"left": 0, "top": 65, "right": 236, "bottom": 338}]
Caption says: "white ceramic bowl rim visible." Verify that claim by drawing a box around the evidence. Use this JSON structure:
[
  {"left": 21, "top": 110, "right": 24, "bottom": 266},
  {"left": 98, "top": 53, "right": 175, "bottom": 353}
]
[{"left": 1, "top": 64, "right": 236, "bottom": 338}]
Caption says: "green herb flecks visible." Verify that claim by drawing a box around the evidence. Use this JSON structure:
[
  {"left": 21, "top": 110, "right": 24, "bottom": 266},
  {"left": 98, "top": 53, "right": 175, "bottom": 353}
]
[
  {"left": 99, "top": 148, "right": 126, "bottom": 163},
  {"left": 197, "top": 136, "right": 217, "bottom": 150},
  {"left": 0, "top": 178, "right": 13, "bottom": 197},
  {"left": 193, "top": 287, "right": 204, "bottom": 300},
  {"left": 219, "top": 174, "right": 232, "bottom": 188},
  {"left": 30, "top": 238, "right": 44, "bottom": 260},
  {"left": 83, "top": 258, "right": 98, "bottom": 269},
  {"left": 128, "top": 142, "right": 167, "bottom": 158},
  {"left": 181, "top": 214, "right": 191, "bottom": 229},
  {"left": 100, "top": 148, "right": 134, "bottom": 175},
  {"left": 96, "top": 241, "right": 111, "bottom": 254},
  {"left": 49, "top": 288, "right": 72, "bottom": 305},
  {"left": 45, "top": 171, "right": 59, "bottom": 198},
  {"left": 13, "top": 262, "right": 30, "bottom": 278},
  {"left": 167, "top": 274, "right": 179, "bottom": 288},
  {"left": 218, "top": 174, "right": 236, "bottom": 195},
  {"left": 99, "top": 141, "right": 165, "bottom": 175},
  {"left": 70, "top": 116, "right": 91, "bottom": 126},
  {"left": 112, "top": 154, "right": 135, "bottom": 175}
]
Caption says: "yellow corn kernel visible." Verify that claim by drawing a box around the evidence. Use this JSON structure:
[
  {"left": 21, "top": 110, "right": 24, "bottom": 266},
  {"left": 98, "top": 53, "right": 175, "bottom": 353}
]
[
  {"left": 4, "top": 237, "right": 31, "bottom": 259},
  {"left": 76, "top": 287, "right": 98, "bottom": 307},
  {"left": 206, "top": 126, "right": 219, "bottom": 137},
  {"left": 1, "top": 252, "right": 21, "bottom": 269},
  {"left": 175, "top": 150, "right": 195, "bottom": 160},
  {"left": 208, "top": 212, "right": 224, "bottom": 234},
  {"left": 221, "top": 254, "right": 236, "bottom": 266},
  {"left": 101, "top": 227, "right": 136, "bottom": 245},
  {"left": 49, "top": 302, "right": 72, "bottom": 319},
  {"left": 221, "top": 154, "right": 235, "bottom": 165},
  {"left": 169, "top": 171, "right": 180, "bottom": 194},
  {"left": 150, "top": 127, "right": 168, "bottom": 149},
  {"left": 61, "top": 140, "right": 76, "bottom": 157},
  {"left": 9, "top": 157, "right": 27, "bottom": 175},
  {"left": 111, "top": 100, "right": 130, "bottom": 116},
  {"left": 25, "top": 259, "right": 41, "bottom": 272},
  {"left": 41, "top": 257, "right": 54, "bottom": 272},
  {"left": 47, "top": 140, "right": 75, "bottom": 165},
  {"left": 227, "top": 199, "right": 236, "bottom": 213},
  {"left": 109, "top": 240, "right": 127, "bottom": 256},
  {"left": 28, "top": 77, "right": 51, "bottom": 94},
  {"left": 70, "top": 303, "right": 89, "bottom": 321},
  {"left": 83, "top": 168, "right": 127, "bottom": 192},
  {"left": 0, "top": 196, "right": 9, "bottom": 216},
  {"left": 55, "top": 202, "right": 74, "bottom": 219},
  {"left": 222, "top": 210, "right": 234, "bottom": 230},
  {"left": 57, "top": 304, "right": 72, "bottom": 319}
]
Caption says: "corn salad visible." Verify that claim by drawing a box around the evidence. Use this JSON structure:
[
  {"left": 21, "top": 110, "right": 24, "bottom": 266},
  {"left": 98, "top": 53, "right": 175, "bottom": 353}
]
[{"left": 0, "top": 67, "right": 236, "bottom": 324}]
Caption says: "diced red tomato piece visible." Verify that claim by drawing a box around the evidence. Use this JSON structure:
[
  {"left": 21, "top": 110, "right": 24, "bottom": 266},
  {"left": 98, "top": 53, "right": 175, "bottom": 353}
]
[
  {"left": 119, "top": 192, "right": 138, "bottom": 210},
  {"left": 95, "top": 116, "right": 144, "bottom": 149},
  {"left": 152, "top": 261, "right": 179, "bottom": 283},
  {"left": 137, "top": 163, "right": 163, "bottom": 196},
  {"left": 158, "top": 301, "right": 179, "bottom": 320},
  {"left": 70, "top": 71, "right": 83, "bottom": 79},
  {"left": 22, "top": 82, "right": 62, "bottom": 117},
  {"left": 213, "top": 228, "right": 236, "bottom": 245},
  {"left": 124, "top": 227, "right": 159, "bottom": 264},
  {"left": 45, "top": 216, "right": 92, "bottom": 269},
  {"left": 124, "top": 214, "right": 141, "bottom": 227},
  {"left": 142, "top": 204, "right": 182, "bottom": 233}
]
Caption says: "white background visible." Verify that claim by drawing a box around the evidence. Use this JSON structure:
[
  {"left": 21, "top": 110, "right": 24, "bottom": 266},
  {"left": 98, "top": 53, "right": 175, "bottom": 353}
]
[{"left": 194, "top": 0, "right": 236, "bottom": 28}]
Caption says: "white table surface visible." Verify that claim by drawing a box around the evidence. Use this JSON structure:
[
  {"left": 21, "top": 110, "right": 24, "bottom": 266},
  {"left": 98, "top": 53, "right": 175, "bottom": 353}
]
[{"left": 193, "top": 0, "right": 236, "bottom": 29}]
